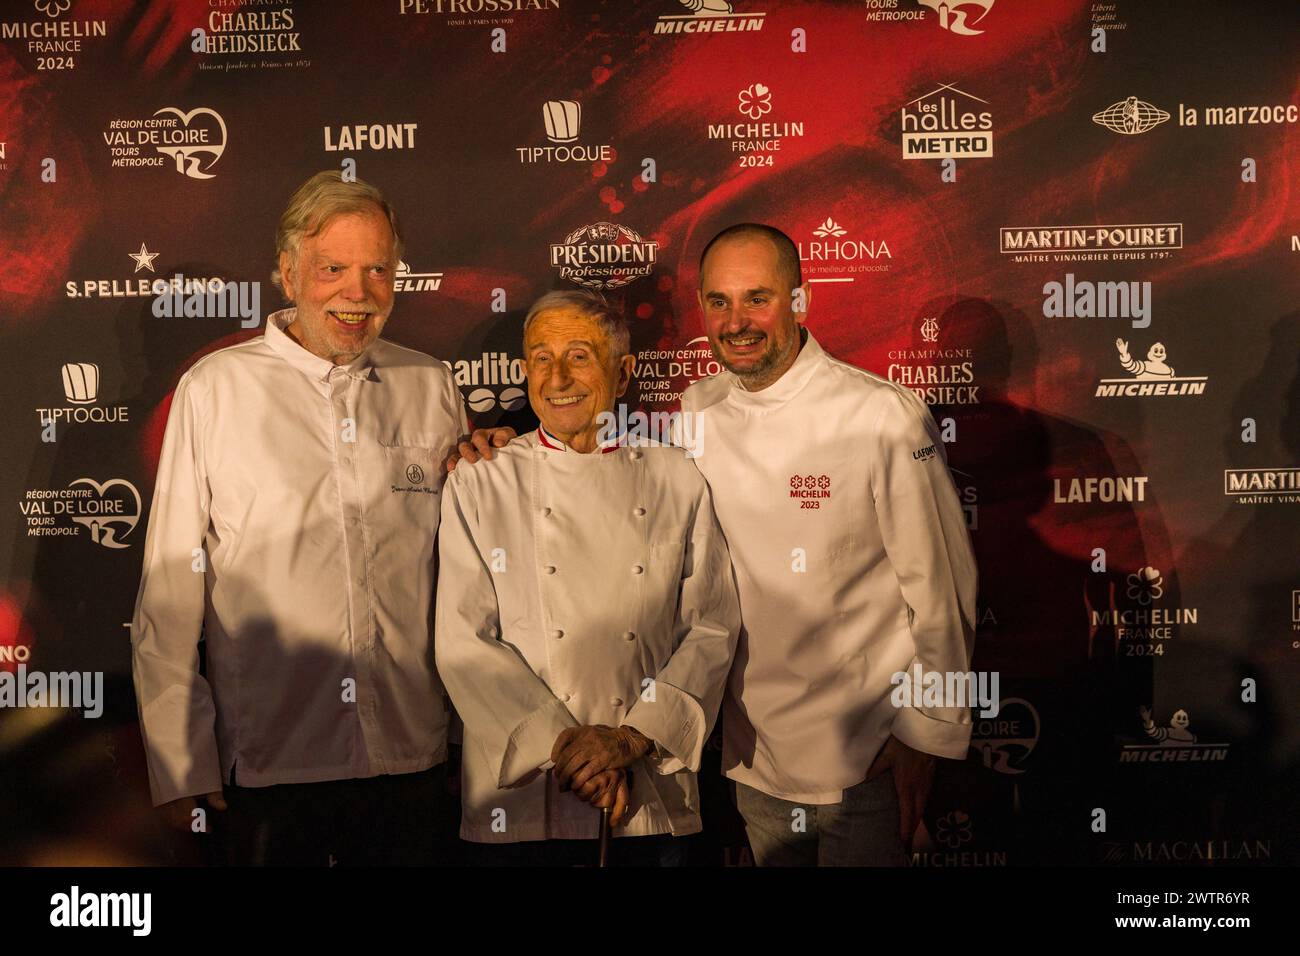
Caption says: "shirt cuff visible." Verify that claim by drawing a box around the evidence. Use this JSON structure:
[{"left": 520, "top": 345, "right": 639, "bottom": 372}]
[
  {"left": 498, "top": 697, "right": 578, "bottom": 788},
  {"left": 891, "top": 704, "right": 973, "bottom": 760},
  {"left": 141, "top": 687, "right": 223, "bottom": 806},
  {"left": 620, "top": 681, "right": 706, "bottom": 775}
]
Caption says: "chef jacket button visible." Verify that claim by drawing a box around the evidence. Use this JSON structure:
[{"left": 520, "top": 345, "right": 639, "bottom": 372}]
[
  {"left": 610, "top": 697, "right": 624, "bottom": 707},
  {"left": 544, "top": 565, "right": 556, "bottom": 575},
  {"left": 487, "top": 626, "right": 498, "bottom": 638},
  {"left": 355, "top": 577, "right": 366, "bottom": 588},
  {"left": 629, "top": 451, "right": 642, "bottom": 461},
  {"left": 542, "top": 507, "right": 552, "bottom": 517},
  {"left": 623, "top": 631, "right": 636, "bottom": 641},
  {"left": 632, "top": 565, "right": 644, "bottom": 575},
  {"left": 342, "top": 457, "right": 352, "bottom": 467},
  {"left": 551, "top": 629, "right": 564, "bottom": 640},
  {"left": 561, "top": 693, "right": 572, "bottom": 703},
  {"left": 633, "top": 507, "right": 645, "bottom": 516}
]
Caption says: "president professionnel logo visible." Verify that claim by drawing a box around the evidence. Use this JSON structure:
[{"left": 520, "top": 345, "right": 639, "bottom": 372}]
[{"left": 550, "top": 222, "right": 658, "bottom": 290}]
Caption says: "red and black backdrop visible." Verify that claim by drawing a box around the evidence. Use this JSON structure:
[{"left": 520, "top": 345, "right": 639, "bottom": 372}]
[{"left": 0, "top": 0, "right": 1297, "bottom": 865}]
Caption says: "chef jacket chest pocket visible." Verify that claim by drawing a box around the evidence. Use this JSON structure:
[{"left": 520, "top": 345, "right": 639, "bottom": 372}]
[
  {"left": 369, "top": 442, "right": 443, "bottom": 522},
  {"left": 646, "top": 523, "right": 689, "bottom": 580}
]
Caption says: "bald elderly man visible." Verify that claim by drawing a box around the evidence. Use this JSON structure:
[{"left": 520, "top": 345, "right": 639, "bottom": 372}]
[{"left": 435, "top": 289, "right": 740, "bottom": 865}]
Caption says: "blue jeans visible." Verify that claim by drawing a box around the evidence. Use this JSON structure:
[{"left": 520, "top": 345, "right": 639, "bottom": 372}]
[{"left": 735, "top": 770, "right": 907, "bottom": 867}]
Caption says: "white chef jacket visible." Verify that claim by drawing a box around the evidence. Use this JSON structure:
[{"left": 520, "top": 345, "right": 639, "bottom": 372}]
[
  {"left": 435, "top": 429, "right": 740, "bottom": 842},
  {"left": 681, "top": 330, "right": 977, "bottom": 804},
  {"left": 131, "top": 308, "right": 467, "bottom": 806}
]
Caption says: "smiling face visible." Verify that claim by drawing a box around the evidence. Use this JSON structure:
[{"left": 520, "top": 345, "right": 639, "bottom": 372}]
[
  {"left": 697, "top": 235, "right": 809, "bottom": 391},
  {"left": 525, "top": 307, "right": 633, "bottom": 453},
  {"left": 1148, "top": 343, "right": 1167, "bottom": 362},
  {"left": 279, "top": 208, "right": 396, "bottom": 365}
]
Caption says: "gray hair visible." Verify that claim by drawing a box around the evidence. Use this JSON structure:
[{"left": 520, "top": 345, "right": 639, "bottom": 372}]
[
  {"left": 522, "top": 289, "right": 631, "bottom": 359},
  {"left": 271, "top": 170, "right": 403, "bottom": 294}
]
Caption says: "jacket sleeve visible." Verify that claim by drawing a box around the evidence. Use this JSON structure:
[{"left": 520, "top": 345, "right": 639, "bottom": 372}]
[
  {"left": 434, "top": 472, "right": 577, "bottom": 788},
  {"left": 130, "top": 370, "right": 223, "bottom": 806},
  {"left": 870, "top": 387, "right": 979, "bottom": 759},
  {"left": 621, "top": 469, "right": 741, "bottom": 774}
]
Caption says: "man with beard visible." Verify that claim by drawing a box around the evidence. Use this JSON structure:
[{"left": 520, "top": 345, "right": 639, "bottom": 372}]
[
  {"left": 131, "top": 171, "right": 505, "bottom": 864},
  {"left": 680, "top": 223, "right": 978, "bottom": 866}
]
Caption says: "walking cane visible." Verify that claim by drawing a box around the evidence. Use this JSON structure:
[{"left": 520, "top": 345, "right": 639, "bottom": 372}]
[{"left": 597, "top": 806, "right": 612, "bottom": 867}]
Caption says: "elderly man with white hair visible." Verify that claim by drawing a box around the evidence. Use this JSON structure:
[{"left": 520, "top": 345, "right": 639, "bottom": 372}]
[
  {"left": 130, "top": 170, "right": 510, "bottom": 865},
  {"left": 435, "top": 289, "right": 740, "bottom": 865}
]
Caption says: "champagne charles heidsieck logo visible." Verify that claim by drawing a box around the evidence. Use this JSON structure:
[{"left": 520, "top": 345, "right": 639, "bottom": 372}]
[{"left": 549, "top": 222, "right": 658, "bottom": 290}]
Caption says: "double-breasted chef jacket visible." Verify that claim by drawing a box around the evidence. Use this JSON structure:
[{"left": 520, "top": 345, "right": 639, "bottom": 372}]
[{"left": 435, "top": 428, "right": 741, "bottom": 842}]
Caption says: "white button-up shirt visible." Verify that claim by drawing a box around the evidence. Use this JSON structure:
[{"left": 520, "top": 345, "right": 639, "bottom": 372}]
[
  {"left": 130, "top": 308, "right": 467, "bottom": 806},
  {"left": 681, "top": 331, "right": 978, "bottom": 804},
  {"left": 435, "top": 429, "right": 740, "bottom": 842}
]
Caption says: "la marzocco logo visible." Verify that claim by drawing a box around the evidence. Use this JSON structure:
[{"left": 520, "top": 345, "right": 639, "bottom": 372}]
[
  {"left": 518, "top": 101, "right": 613, "bottom": 165},
  {"left": 443, "top": 352, "right": 527, "bottom": 413},
  {"left": 969, "top": 697, "right": 1038, "bottom": 774},
  {"left": 102, "top": 107, "right": 227, "bottom": 178},
  {"left": 1119, "top": 706, "right": 1228, "bottom": 763},
  {"left": 36, "top": 363, "right": 130, "bottom": 428},
  {"left": 1092, "top": 96, "right": 1170, "bottom": 135},
  {"left": 1095, "top": 338, "right": 1207, "bottom": 398},
  {"left": 550, "top": 222, "right": 658, "bottom": 290},
  {"left": 654, "top": 1, "right": 765, "bottom": 35},
  {"left": 1223, "top": 467, "right": 1300, "bottom": 504},
  {"left": 799, "top": 218, "right": 891, "bottom": 280},
  {"left": 323, "top": 122, "right": 417, "bottom": 152},
  {"left": 1000, "top": 223, "right": 1183, "bottom": 263},
  {"left": 19, "top": 477, "right": 142, "bottom": 548},
  {"left": 901, "top": 83, "right": 992, "bottom": 160}
]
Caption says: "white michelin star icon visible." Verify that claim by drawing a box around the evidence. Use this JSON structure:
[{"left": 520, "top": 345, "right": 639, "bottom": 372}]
[{"left": 129, "top": 243, "right": 159, "bottom": 273}]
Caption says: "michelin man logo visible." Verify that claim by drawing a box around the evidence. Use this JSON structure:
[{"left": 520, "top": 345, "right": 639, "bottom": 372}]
[
  {"left": 1115, "top": 339, "right": 1173, "bottom": 379},
  {"left": 680, "top": 0, "right": 733, "bottom": 13},
  {"left": 1139, "top": 705, "right": 1196, "bottom": 744}
]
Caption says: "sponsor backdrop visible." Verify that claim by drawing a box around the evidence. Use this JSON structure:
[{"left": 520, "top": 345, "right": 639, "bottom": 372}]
[{"left": 0, "top": 0, "right": 1297, "bottom": 865}]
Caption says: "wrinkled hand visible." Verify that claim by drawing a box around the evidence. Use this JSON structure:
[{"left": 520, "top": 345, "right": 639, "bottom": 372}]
[
  {"left": 866, "top": 736, "right": 934, "bottom": 852},
  {"left": 572, "top": 768, "right": 631, "bottom": 827},
  {"left": 552, "top": 725, "right": 651, "bottom": 795},
  {"left": 445, "top": 426, "right": 517, "bottom": 473},
  {"left": 159, "top": 790, "right": 226, "bottom": 832}
]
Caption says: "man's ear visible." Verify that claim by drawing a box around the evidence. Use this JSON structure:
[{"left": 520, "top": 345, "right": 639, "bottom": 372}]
[
  {"left": 615, "top": 353, "right": 635, "bottom": 398},
  {"left": 278, "top": 251, "right": 296, "bottom": 301}
]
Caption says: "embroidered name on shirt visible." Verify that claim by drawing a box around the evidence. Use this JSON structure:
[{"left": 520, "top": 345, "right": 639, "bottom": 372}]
[
  {"left": 790, "top": 474, "right": 831, "bottom": 510},
  {"left": 913, "top": 443, "right": 937, "bottom": 463}
]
